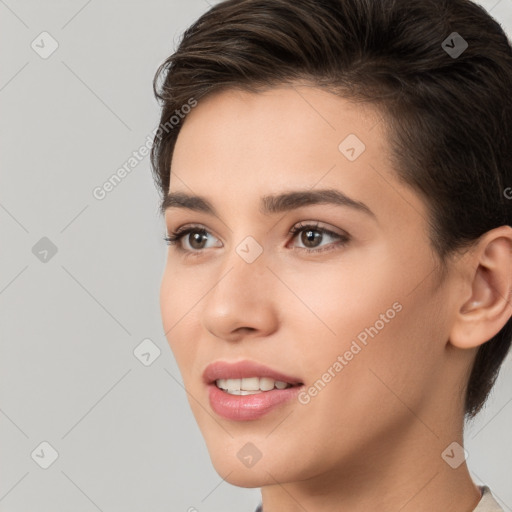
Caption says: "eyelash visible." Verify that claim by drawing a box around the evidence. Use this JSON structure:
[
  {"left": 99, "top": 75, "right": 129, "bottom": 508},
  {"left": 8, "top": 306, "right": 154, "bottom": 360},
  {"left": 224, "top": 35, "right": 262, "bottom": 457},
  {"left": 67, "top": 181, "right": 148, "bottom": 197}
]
[{"left": 163, "top": 222, "right": 349, "bottom": 258}]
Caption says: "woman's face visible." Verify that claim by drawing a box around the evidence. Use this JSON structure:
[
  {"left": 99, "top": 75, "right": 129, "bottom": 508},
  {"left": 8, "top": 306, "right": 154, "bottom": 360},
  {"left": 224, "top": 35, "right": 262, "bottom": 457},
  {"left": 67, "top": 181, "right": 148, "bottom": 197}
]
[{"left": 160, "top": 85, "right": 462, "bottom": 486}]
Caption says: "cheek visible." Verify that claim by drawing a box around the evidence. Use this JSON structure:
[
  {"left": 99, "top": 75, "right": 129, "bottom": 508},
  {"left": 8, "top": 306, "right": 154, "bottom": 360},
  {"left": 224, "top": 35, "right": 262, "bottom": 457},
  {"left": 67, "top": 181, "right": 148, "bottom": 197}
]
[
  {"left": 159, "top": 264, "right": 202, "bottom": 370},
  {"left": 159, "top": 268, "right": 177, "bottom": 344},
  {"left": 277, "top": 248, "right": 400, "bottom": 350},
  {"left": 286, "top": 244, "right": 444, "bottom": 411},
  {"left": 160, "top": 258, "right": 205, "bottom": 325},
  {"left": 304, "top": 274, "right": 446, "bottom": 433}
]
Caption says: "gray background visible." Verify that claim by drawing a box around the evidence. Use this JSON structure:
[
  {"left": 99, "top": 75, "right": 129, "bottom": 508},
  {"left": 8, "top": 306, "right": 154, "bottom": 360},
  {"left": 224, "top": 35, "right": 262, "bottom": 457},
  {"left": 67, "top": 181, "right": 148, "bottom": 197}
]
[{"left": 0, "top": 1, "right": 511, "bottom": 511}]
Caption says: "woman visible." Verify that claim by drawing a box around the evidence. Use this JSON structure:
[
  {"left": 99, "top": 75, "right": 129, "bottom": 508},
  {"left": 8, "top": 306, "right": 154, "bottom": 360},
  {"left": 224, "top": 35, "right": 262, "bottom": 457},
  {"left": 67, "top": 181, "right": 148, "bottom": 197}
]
[{"left": 152, "top": 0, "right": 511, "bottom": 510}]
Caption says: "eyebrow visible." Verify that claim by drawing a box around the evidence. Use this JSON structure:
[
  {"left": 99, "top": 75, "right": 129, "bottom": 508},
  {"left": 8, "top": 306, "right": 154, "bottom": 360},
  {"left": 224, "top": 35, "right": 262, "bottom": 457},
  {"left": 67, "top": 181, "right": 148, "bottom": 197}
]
[{"left": 161, "top": 188, "right": 375, "bottom": 219}]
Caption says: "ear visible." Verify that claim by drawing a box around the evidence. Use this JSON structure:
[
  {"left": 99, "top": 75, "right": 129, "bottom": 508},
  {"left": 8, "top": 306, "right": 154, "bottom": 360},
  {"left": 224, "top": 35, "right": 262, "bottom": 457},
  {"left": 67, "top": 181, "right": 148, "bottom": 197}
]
[{"left": 450, "top": 225, "right": 512, "bottom": 350}]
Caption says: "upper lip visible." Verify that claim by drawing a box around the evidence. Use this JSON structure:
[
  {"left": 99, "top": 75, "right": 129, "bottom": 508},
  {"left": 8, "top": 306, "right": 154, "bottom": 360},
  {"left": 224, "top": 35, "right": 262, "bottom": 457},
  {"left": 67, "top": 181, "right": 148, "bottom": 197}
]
[{"left": 203, "top": 360, "right": 303, "bottom": 385}]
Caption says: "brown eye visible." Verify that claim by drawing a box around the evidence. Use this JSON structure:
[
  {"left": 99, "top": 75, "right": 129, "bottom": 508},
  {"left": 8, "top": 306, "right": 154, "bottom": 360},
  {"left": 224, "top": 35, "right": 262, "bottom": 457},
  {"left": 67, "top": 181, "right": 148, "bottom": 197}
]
[
  {"left": 164, "top": 226, "right": 221, "bottom": 253},
  {"left": 300, "top": 228, "right": 323, "bottom": 248},
  {"left": 186, "top": 230, "right": 210, "bottom": 250},
  {"left": 289, "top": 222, "right": 350, "bottom": 253}
]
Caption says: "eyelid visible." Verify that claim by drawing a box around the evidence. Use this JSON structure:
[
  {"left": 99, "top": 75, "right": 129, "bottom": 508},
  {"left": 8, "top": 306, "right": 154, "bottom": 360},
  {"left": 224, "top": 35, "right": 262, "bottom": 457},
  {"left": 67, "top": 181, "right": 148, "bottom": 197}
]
[
  {"left": 166, "top": 223, "right": 221, "bottom": 252},
  {"left": 164, "top": 221, "right": 350, "bottom": 255},
  {"left": 287, "top": 222, "right": 349, "bottom": 253}
]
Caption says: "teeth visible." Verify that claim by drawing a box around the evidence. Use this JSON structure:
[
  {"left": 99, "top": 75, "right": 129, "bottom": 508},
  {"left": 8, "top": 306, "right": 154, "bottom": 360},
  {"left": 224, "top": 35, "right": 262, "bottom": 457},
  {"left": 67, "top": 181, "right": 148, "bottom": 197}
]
[
  {"left": 242, "top": 377, "right": 260, "bottom": 390},
  {"left": 215, "top": 377, "right": 293, "bottom": 394},
  {"left": 259, "top": 377, "right": 275, "bottom": 391},
  {"left": 226, "top": 378, "right": 240, "bottom": 391}
]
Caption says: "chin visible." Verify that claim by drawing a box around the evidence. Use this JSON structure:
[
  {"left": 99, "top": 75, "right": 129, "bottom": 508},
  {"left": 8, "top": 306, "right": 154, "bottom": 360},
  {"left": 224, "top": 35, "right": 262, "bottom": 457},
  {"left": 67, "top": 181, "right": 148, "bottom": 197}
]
[
  {"left": 218, "top": 468, "right": 268, "bottom": 488},
  {"left": 205, "top": 439, "right": 303, "bottom": 488},
  {"left": 210, "top": 458, "right": 286, "bottom": 488}
]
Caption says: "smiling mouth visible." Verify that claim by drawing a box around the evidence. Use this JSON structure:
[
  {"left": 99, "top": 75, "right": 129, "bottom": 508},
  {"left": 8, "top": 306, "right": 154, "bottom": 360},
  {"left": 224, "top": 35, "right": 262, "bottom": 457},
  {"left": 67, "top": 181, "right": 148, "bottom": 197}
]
[{"left": 215, "top": 377, "right": 303, "bottom": 395}]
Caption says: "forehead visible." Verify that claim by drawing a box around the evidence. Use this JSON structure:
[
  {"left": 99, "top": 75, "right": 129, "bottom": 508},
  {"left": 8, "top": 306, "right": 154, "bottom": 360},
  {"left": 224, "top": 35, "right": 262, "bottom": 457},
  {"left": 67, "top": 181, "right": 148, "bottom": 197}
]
[
  {"left": 171, "top": 85, "right": 380, "bottom": 183},
  {"left": 174, "top": 85, "right": 382, "bottom": 156},
  {"left": 169, "top": 85, "right": 428, "bottom": 228}
]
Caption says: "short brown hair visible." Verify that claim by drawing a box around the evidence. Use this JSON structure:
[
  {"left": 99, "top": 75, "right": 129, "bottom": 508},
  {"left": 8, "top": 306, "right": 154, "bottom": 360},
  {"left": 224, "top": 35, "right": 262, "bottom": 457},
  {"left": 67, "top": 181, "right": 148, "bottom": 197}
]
[{"left": 151, "top": 0, "right": 512, "bottom": 418}]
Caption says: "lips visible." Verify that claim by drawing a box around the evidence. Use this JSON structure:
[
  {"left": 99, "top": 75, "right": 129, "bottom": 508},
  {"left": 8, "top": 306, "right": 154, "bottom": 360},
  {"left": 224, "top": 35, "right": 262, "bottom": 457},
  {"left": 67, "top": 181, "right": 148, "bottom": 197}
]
[
  {"left": 203, "top": 360, "right": 304, "bottom": 421},
  {"left": 202, "top": 360, "right": 303, "bottom": 386}
]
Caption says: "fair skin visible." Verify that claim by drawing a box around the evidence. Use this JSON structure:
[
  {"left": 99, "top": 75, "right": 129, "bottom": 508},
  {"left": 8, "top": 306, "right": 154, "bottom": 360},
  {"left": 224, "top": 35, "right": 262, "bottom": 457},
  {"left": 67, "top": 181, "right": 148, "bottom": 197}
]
[{"left": 160, "top": 84, "right": 512, "bottom": 512}]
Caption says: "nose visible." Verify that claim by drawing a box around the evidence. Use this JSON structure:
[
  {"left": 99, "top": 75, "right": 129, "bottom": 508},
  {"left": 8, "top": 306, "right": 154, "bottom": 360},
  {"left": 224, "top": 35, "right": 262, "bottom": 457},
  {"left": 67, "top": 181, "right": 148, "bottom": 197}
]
[{"left": 201, "top": 244, "right": 279, "bottom": 343}]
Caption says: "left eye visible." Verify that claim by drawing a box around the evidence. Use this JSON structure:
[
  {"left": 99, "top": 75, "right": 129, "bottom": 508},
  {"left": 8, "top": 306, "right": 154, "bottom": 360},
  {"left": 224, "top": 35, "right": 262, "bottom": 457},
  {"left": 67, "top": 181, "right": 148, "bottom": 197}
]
[
  {"left": 287, "top": 222, "right": 349, "bottom": 252},
  {"left": 164, "top": 222, "right": 349, "bottom": 254}
]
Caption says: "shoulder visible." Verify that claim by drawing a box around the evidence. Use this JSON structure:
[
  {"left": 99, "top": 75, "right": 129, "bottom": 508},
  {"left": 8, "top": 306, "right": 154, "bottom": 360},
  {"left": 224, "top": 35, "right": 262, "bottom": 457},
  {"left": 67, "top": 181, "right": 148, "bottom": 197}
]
[{"left": 473, "top": 486, "right": 504, "bottom": 512}]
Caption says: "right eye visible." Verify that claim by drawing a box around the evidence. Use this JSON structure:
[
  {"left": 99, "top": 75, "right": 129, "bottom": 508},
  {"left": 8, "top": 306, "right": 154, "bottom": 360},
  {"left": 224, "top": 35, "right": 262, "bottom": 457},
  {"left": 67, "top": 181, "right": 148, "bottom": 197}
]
[{"left": 164, "top": 225, "right": 222, "bottom": 254}]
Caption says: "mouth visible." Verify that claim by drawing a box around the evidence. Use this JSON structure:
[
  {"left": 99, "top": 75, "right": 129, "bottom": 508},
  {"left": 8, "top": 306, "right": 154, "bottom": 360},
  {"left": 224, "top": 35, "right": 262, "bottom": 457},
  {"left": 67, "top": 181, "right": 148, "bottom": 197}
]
[
  {"left": 203, "top": 360, "right": 304, "bottom": 421},
  {"left": 203, "top": 359, "right": 303, "bottom": 388},
  {"left": 214, "top": 377, "right": 300, "bottom": 395}
]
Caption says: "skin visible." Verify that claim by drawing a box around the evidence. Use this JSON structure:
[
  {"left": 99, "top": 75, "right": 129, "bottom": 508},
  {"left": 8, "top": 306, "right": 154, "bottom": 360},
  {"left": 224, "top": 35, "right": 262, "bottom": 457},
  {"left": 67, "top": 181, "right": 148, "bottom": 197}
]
[{"left": 159, "top": 84, "right": 512, "bottom": 512}]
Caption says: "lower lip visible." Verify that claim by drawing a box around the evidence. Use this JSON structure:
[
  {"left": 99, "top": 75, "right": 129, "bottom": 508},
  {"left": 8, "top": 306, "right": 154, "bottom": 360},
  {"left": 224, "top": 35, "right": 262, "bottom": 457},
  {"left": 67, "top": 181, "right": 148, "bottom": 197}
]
[{"left": 208, "top": 383, "right": 302, "bottom": 421}]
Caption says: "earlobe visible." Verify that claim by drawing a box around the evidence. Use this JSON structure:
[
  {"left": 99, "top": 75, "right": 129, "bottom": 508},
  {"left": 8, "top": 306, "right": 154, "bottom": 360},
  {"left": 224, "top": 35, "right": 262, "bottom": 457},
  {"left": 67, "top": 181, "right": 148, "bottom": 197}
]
[{"left": 450, "top": 226, "right": 512, "bottom": 350}]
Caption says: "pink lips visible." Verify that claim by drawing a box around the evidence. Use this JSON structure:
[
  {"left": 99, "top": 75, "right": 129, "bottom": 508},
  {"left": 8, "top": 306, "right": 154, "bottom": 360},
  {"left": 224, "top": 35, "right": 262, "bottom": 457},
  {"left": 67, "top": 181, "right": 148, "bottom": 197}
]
[
  {"left": 203, "top": 360, "right": 304, "bottom": 421},
  {"left": 203, "top": 360, "right": 302, "bottom": 385}
]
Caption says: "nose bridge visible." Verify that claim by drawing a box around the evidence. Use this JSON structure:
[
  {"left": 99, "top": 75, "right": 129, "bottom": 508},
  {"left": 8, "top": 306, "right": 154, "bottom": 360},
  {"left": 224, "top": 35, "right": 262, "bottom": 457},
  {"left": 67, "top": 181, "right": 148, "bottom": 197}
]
[
  {"left": 217, "top": 232, "right": 270, "bottom": 300},
  {"left": 200, "top": 231, "right": 278, "bottom": 337}
]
